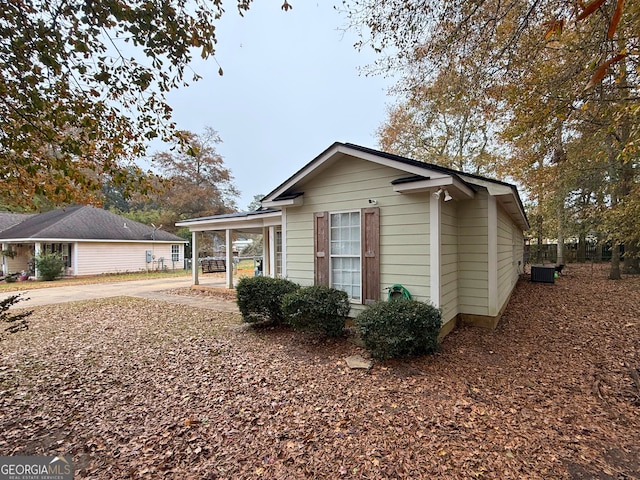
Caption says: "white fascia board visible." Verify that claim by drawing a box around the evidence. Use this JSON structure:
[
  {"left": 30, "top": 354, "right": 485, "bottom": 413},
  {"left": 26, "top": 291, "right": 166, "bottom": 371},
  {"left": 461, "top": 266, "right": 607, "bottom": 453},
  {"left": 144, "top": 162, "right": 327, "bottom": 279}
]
[
  {"left": 393, "top": 177, "right": 453, "bottom": 193},
  {"left": 261, "top": 196, "right": 303, "bottom": 208},
  {"left": 393, "top": 176, "right": 475, "bottom": 200},
  {"left": 496, "top": 195, "right": 530, "bottom": 231},
  {"left": 340, "top": 145, "right": 469, "bottom": 180},
  {"left": 264, "top": 143, "right": 458, "bottom": 202},
  {"left": 262, "top": 144, "right": 343, "bottom": 201},
  {"left": 461, "top": 176, "right": 512, "bottom": 196},
  {"left": 460, "top": 176, "right": 529, "bottom": 230},
  {"left": 176, "top": 211, "right": 282, "bottom": 232}
]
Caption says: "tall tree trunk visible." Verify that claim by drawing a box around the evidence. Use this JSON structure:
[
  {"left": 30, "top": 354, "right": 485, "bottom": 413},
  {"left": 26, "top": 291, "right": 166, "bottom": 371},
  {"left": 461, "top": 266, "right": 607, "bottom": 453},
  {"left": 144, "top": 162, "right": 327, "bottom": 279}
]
[
  {"left": 610, "top": 242, "right": 621, "bottom": 279},
  {"left": 577, "top": 232, "right": 586, "bottom": 263},
  {"left": 608, "top": 52, "right": 632, "bottom": 280},
  {"left": 557, "top": 212, "right": 564, "bottom": 266},
  {"left": 553, "top": 123, "right": 566, "bottom": 266}
]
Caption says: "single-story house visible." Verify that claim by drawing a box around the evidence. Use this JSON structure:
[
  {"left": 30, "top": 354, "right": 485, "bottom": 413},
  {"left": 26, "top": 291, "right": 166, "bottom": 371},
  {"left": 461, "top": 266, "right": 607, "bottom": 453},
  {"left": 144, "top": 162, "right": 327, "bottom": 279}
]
[
  {"left": 177, "top": 143, "right": 529, "bottom": 334},
  {"left": 0, "top": 205, "right": 187, "bottom": 277}
]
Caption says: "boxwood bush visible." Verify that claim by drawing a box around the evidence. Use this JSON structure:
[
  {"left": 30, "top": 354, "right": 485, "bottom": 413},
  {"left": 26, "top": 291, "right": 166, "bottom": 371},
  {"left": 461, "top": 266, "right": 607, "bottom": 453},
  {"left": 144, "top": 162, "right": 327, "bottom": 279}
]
[
  {"left": 355, "top": 299, "right": 441, "bottom": 360},
  {"left": 282, "top": 285, "right": 351, "bottom": 337},
  {"left": 34, "top": 252, "right": 66, "bottom": 281},
  {"left": 236, "top": 276, "right": 299, "bottom": 324}
]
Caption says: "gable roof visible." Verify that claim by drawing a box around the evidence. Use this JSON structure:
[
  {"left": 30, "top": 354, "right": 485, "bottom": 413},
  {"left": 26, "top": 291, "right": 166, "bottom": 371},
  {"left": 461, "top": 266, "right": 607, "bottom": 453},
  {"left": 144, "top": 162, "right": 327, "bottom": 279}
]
[
  {"left": 261, "top": 142, "right": 529, "bottom": 230},
  {"left": 0, "top": 206, "right": 186, "bottom": 243}
]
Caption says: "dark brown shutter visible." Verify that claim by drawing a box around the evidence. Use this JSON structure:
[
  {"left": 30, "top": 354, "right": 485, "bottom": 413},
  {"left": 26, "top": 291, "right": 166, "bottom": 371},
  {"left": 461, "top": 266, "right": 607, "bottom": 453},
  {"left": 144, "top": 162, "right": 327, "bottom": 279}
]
[
  {"left": 314, "top": 211, "right": 330, "bottom": 286},
  {"left": 362, "top": 207, "right": 380, "bottom": 304}
]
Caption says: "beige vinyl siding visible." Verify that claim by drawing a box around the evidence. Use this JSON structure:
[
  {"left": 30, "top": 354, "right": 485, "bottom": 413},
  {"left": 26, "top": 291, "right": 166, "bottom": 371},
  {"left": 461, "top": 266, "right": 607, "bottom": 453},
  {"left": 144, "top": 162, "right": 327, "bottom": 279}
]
[
  {"left": 440, "top": 200, "right": 458, "bottom": 324},
  {"left": 75, "top": 242, "right": 182, "bottom": 276},
  {"left": 512, "top": 223, "right": 524, "bottom": 274},
  {"left": 284, "top": 158, "right": 430, "bottom": 315},
  {"left": 457, "top": 192, "right": 489, "bottom": 316},
  {"left": 496, "top": 204, "right": 518, "bottom": 309},
  {"left": 4, "top": 245, "right": 31, "bottom": 274}
]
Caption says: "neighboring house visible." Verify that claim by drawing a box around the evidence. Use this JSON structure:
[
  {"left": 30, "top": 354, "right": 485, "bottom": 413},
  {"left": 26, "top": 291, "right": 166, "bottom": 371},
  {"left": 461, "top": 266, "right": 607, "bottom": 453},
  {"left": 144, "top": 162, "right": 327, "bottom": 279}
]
[
  {"left": 0, "top": 206, "right": 187, "bottom": 277},
  {"left": 177, "top": 143, "right": 529, "bottom": 334}
]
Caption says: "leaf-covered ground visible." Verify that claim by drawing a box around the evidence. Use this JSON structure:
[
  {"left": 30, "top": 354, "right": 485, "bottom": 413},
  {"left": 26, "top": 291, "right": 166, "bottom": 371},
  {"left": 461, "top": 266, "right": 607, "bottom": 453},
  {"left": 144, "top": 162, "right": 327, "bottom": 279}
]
[{"left": 1, "top": 263, "right": 638, "bottom": 479}]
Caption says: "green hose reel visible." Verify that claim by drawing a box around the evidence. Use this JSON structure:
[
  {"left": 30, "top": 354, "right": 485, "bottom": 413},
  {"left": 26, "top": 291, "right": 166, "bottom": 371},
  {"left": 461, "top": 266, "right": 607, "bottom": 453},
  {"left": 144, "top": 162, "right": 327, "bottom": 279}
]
[{"left": 387, "top": 284, "right": 412, "bottom": 301}]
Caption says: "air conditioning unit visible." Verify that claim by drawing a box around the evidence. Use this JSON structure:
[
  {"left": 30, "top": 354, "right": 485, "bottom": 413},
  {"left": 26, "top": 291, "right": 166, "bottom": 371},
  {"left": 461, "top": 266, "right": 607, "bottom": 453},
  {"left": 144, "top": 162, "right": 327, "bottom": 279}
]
[{"left": 531, "top": 265, "right": 555, "bottom": 283}]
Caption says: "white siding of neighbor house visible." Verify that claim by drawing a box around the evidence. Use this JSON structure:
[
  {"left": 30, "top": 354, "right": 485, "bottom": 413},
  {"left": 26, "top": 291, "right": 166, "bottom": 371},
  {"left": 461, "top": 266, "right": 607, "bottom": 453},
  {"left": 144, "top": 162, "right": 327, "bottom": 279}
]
[
  {"left": 497, "top": 204, "right": 523, "bottom": 309},
  {"left": 457, "top": 191, "right": 490, "bottom": 316},
  {"left": 75, "top": 242, "right": 183, "bottom": 276},
  {"left": 284, "top": 157, "right": 431, "bottom": 315},
  {"left": 4, "top": 245, "right": 31, "bottom": 274},
  {"left": 440, "top": 199, "right": 459, "bottom": 325}
]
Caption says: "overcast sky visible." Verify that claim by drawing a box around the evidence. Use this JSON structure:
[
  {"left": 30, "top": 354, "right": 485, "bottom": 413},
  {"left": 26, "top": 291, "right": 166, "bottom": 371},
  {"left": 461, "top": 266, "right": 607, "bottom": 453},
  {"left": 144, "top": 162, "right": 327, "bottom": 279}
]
[{"left": 156, "top": 2, "right": 395, "bottom": 211}]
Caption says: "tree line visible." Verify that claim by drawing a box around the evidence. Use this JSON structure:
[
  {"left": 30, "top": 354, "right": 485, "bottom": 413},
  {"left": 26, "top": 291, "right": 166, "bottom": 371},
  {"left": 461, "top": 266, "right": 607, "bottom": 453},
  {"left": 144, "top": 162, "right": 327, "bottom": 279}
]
[
  {"left": 343, "top": 0, "right": 639, "bottom": 279},
  {"left": 2, "top": 0, "right": 637, "bottom": 278}
]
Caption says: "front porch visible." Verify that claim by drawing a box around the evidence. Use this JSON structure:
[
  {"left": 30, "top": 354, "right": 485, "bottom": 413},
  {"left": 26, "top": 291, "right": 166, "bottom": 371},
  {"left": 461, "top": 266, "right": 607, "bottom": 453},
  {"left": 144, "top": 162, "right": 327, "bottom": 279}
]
[
  {"left": 176, "top": 209, "right": 283, "bottom": 289},
  {"left": 2, "top": 242, "right": 73, "bottom": 278}
]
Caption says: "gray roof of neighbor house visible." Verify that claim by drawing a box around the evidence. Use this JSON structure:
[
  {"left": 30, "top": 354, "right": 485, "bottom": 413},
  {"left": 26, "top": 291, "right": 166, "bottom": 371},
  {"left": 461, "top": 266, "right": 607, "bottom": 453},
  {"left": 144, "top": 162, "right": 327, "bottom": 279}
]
[
  {"left": 0, "top": 206, "right": 185, "bottom": 242},
  {"left": 0, "top": 212, "right": 36, "bottom": 233}
]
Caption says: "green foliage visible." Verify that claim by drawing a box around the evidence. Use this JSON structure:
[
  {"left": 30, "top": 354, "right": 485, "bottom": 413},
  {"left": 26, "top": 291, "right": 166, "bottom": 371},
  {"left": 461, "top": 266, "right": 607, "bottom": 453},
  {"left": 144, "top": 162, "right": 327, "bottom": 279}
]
[
  {"left": 236, "top": 276, "right": 299, "bottom": 325},
  {"left": 246, "top": 194, "right": 265, "bottom": 212},
  {"left": 34, "top": 253, "right": 66, "bottom": 281},
  {"left": 1, "top": 293, "right": 32, "bottom": 335},
  {"left": 355, "top": 299, "right": 441, "bottom": 361},
  {"left": 282, "top": 286, "right": 351, "bottom": 337},
  {"left": 1, "top": 1, "right": 275, "bottom": 209}
]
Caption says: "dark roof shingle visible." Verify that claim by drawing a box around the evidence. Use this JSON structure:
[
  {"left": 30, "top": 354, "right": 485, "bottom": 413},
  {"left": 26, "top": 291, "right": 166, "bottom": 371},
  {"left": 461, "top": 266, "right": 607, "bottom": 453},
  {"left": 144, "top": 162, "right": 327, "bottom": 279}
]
[
  {"left": 0, "top": 206, "right": 185, "bottom": 242},
  {"left": 0, "top": 212, "right": 35, "bottom": 233}
]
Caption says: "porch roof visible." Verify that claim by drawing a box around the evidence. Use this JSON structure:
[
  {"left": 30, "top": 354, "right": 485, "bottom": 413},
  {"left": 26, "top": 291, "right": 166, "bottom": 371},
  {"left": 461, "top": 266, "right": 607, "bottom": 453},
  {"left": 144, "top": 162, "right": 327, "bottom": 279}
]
[{"left": 176, "top": 208, "right": 282, "bottom": 233}]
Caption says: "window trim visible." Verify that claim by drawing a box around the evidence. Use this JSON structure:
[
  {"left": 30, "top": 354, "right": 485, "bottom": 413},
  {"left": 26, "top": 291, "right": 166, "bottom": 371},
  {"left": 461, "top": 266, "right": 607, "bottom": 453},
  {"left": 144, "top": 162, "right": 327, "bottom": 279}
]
[
  {"left": 329, "top": 210, "right": 362, "bottom": 301},
  {"left": 313, "top": 207, "right": 379, "bottom": 305},
  {"left": 171, "top": 244, "right": 180, "bottom": 262}
]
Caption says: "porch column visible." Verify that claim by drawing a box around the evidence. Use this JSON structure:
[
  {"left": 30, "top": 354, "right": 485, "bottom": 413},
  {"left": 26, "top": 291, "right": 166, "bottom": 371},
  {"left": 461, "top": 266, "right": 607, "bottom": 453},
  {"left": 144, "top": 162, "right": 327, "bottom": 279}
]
[
  {"left": 73, "top": 242, "right": 79, "bottom": 276},
  {"left": 1, "top": 243, "right": 7, "bottom": 276},
  {"left": 191, "top": 231, "right": 199, "bottom": 286},
  {"left": 34, "top": 242, "right": 42, "bottom": 279},
  {"left": 268, "top": 226, "right": 276, "bottom": 278},
  {"left": 225, "top": 229, "right": 234, "bottom": 289}
]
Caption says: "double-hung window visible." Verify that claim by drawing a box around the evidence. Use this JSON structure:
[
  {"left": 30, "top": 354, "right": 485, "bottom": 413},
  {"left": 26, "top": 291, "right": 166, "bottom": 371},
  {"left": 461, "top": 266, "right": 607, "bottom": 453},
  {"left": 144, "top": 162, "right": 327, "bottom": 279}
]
[
  {"left": 314, "top": 207, "right": 379, "bottom": 304},
  {"left": 171, "top": 244, "right": 180, "bottom": 262},
  {"left": 330, "top": 211, "right": 361, "bottom": 301}
]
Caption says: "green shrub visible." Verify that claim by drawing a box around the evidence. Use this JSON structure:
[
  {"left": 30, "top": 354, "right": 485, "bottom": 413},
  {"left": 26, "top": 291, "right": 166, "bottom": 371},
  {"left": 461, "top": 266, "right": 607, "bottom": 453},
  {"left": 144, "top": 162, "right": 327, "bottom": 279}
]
[
  {"left": 4, "top": 273, "right": 18, "bottom": 283},
  {"left": 34, "top": 252, "right": 66, "bottom": 281},
  {"left": 282, "top": 285, "right": 351, "bottom": 337},
  {"left": 355, "top": 299, "right": 441, "bottom": 360},
  {"left": 236, "top": 276, "right": 299, "bottom": 324}
]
